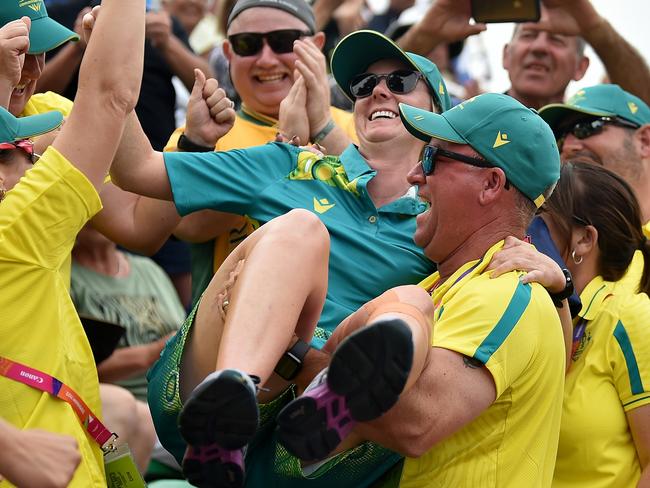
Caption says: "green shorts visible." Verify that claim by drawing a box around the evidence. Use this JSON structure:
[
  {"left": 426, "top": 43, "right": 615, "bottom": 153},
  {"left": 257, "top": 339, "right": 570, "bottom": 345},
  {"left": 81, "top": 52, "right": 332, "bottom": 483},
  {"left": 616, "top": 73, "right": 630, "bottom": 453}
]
[{"left": 147, "top": 300, "right": 401, "bottom": 487}]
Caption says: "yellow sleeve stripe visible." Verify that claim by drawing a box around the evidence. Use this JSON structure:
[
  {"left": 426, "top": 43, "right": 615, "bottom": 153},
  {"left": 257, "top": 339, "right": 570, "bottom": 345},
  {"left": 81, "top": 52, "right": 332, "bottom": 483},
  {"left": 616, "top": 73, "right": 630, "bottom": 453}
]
[{"left": 473, "top": 282, "right": 531, "bottom": 363}]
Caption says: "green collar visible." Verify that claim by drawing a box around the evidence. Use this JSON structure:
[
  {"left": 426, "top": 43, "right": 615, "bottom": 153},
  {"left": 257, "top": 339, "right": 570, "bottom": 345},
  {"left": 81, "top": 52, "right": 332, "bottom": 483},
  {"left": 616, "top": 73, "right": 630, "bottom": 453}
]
[{"left": 238, "top": 104, "right": 278, "bottom": 127}]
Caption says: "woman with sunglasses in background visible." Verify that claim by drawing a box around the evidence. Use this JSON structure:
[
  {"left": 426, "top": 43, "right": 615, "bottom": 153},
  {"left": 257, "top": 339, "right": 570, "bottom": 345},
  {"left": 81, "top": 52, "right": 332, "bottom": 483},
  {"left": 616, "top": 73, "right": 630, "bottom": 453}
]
[
  {"left": 110, "top": 29, "right": 453, "bottom": 488},
  {"left": 0, "top": 2, "right": 145, "bottom": 486},
  {"left": 488, "top": 162, "right": 650, "bottom": 487}
]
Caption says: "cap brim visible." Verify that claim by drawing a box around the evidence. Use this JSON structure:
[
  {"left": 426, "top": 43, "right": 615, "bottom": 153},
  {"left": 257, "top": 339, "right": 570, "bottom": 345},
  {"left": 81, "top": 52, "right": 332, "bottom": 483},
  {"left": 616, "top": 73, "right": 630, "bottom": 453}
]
[
  {"left": 331, "top": 30, "right": 420, "bottom": 102},
  {"left": 398, "top": 103, "right": 466, "bottom": 144},
  {"left": 28, "top": 16, "right": 79, "bottom": 54},
  {"left": 538, "top": 103, "right": 614, "bottom": 132},
  {"left": 14, "top": 110, "right": 63, "bottom": 140}
]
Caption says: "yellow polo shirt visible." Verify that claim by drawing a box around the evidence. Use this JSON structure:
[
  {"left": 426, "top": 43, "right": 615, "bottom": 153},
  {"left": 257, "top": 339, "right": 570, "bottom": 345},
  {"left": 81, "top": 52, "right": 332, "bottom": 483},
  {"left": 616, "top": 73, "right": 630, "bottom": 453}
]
[
  {"left": 615, "top": 221, "right": 650, "bottom": 293},
  {"left": 0, "top": 147, "right": 105, "bottom": 487},
  {"left": 403, "top": 241, "right": 565, "bottom": 487},
  {"left": 553, "top": 276, "right": 650, "bottom": 488}
]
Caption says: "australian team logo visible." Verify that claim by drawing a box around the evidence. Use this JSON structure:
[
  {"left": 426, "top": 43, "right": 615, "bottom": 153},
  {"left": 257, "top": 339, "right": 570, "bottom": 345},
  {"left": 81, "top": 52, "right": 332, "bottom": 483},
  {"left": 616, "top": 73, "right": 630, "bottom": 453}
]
[
  {"left": 19, "top": 0, "right": 42, "bottom": 12},
  {"left": 289, "top": 152, "right": 360, "bottom": 197},
  {"left": 571, "top": 329, "right": 592, "bottom": 362}
]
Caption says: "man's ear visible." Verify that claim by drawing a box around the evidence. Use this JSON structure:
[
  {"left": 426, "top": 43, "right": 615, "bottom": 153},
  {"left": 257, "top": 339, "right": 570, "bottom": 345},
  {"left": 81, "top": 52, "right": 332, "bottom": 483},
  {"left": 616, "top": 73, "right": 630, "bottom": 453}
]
[
  {"left": 635, "top": 124, "right": 650, "bottom": 159},
  {"left": 478, "top": 167, "right": 508, "bottom": 206},
  {"left": 572, "top": 55, "right": 590, "bottom": 82},
  {"left": 223, "top": 39, "right": 233, "bottom": 62},
  {"left": 311, "top": 31, "right": 326, "bottom": 50},
  {"left": 502, "top": 43, "right": 511, "bottom": 71}
]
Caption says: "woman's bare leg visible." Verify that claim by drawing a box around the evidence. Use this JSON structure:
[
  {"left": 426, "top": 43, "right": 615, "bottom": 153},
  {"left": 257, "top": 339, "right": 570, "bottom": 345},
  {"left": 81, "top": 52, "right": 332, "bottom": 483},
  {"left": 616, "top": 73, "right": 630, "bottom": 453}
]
[{"left": 179, "top": 209, "right": 330, "bottom": 403}]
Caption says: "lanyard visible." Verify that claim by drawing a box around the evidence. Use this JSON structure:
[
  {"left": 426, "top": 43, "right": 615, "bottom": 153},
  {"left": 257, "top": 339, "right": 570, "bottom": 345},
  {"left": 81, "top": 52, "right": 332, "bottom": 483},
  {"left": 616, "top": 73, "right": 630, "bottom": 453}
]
[
  {"left": 0, "top": 356, "right": 118, "bottom": 453},
  {"left": 571, "top": 318, "right": 588, "bottom": 359},
  {"left": 430, "top": 259, "right": 484, "bottom": 312}
]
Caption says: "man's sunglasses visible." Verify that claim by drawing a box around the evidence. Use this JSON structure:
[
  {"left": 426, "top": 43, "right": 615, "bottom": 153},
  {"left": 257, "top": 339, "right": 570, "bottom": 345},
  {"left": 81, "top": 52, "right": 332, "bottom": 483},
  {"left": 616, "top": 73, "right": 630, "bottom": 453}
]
[
  {"left": 228, "top": 29, "right": 310, "bottom": 57},
  {"left": 0, "top": 139, "right": 39, "bottom": 164},
  {"left": 558, "top": 116, "right": 640, "bottom": 141},
  {"left": 350, "top": 70, "right": 423, "bottom": 99},
  {"left": 419, "top": 144, "right": 511, "bottom": 188}
]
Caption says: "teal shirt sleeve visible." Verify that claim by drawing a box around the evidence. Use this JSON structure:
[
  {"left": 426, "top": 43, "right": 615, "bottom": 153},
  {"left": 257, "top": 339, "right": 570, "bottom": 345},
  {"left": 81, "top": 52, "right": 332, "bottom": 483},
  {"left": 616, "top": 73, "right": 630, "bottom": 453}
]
[{"left": 164, "top": 142, "right": 298, "bottom": 216}]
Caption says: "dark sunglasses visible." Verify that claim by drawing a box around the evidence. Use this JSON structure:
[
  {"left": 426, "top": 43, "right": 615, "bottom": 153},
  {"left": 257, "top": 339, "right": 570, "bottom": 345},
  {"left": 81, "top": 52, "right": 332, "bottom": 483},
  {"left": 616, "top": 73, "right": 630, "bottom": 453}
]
[
  {"left": 0, "top": 139, "right": 39, "bottom": 164},
  {"left": 558, "top": 116, "right": 640, "bottom": 141},
  {"left": 419, "top": 144, "right": 510, "bottom": 188},
  {"left": 350, "top": 70, "right": 423, "bottom": 99},
  {"left": 228, "top": 29, "right": 310, "bottom": 57}
]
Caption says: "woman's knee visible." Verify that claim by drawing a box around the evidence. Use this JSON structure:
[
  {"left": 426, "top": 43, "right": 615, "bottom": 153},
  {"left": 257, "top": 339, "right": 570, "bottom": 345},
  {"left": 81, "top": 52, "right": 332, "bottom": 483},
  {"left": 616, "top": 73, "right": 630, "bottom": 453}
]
[{"left": 268, "top": 209, "right": 330, "bottom": 252}]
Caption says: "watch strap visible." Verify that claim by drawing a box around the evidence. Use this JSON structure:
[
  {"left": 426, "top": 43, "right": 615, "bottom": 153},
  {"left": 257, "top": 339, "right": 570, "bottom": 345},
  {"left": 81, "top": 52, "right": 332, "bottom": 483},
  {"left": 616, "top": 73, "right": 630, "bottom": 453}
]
[
  {"left": 177, "top": 133, "right": 214, "bottom": 152},
  {"left": 549, "top": 268, "right": 574, "bottom": 308}
]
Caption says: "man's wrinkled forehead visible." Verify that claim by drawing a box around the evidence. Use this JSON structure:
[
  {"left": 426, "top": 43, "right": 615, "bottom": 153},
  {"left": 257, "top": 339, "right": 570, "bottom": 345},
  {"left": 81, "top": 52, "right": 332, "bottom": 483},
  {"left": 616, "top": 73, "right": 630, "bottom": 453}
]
[{"left": 511, "top": 22, "right": 584, "bottom": 55}]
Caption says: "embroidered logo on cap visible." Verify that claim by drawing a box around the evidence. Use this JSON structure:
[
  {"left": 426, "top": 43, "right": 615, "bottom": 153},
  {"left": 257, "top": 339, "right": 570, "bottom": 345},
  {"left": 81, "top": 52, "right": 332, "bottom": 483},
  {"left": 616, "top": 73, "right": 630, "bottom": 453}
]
[{"left": 493, "top": 131, "right": 511, "bottom": 148}]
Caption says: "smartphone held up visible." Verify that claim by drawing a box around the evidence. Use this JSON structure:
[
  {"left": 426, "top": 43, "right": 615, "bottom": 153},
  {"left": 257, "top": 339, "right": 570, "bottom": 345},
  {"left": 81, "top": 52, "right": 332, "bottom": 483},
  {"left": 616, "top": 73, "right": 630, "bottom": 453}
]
[{"left": 471, "top": 0, "right": 541, "bottom": 23}]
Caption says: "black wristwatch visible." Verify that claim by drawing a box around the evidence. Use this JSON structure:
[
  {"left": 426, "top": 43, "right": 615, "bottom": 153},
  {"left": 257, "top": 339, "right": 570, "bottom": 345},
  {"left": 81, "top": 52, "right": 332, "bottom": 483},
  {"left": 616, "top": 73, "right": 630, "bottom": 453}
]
[
  {"left": 274, "top": 339, "right": 310, "bottom": 380},
  {"left": 177, "top": 133, "right": 214, "bottom": 152},
  {"left": 549, "top": 268, "right": 574, "bottom": 308}
]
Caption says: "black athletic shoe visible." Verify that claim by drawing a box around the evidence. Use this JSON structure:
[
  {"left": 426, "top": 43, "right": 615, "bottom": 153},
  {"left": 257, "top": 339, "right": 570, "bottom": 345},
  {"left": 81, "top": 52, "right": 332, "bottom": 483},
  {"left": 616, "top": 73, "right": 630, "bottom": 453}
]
[
  {"left": 179, "top": 369, "right": 259, "bottom": 488},
  {"left": 276, "top": 318, "right": 414, "bottom": 461}
]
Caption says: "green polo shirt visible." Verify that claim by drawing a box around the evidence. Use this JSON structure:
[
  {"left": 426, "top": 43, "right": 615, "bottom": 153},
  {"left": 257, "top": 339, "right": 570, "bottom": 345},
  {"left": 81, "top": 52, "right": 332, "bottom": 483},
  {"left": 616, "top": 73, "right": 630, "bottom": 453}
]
[{"left": 164, "top": 142, "right": 434, "bottom": 336}]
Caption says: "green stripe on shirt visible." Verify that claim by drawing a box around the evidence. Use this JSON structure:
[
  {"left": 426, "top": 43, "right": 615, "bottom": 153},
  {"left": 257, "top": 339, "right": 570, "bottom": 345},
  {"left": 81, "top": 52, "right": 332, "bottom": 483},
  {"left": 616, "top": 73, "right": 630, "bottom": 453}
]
[
  {"left": 613, "top": 320, "right": 644, "bottom": 395},
  {"left": 474, "top": 282, "right": 532, "bottom": 363}
]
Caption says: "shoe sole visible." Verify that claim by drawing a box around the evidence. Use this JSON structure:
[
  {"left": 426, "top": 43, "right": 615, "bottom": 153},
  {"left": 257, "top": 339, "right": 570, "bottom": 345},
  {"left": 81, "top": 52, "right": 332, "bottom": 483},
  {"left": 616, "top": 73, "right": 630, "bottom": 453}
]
[
  {"left": 183, "top": 445, "right": 244, "bottom": 488},
  {"left": 178, "top": 369, "right": 259, "bottom": 450},
  {"left": 329, "top": 318, "right": 414, "bottom": 421},
  {"left": 276, "top": 318, "right": 413, "bottom": 460}
]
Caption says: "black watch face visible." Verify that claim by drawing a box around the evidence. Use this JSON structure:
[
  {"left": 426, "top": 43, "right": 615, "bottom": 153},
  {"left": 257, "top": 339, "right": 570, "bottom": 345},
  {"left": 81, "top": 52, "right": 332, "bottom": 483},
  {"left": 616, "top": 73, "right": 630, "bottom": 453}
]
[{"left": 275, "top": 356, "right": 300, "bottom": 380}]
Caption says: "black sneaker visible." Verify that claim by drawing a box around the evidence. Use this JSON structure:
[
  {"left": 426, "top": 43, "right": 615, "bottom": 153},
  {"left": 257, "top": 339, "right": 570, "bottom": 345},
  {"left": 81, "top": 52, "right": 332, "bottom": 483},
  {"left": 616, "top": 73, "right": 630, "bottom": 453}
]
[
  {"left": 179, "top": 369, "right": 259, "bottom": 488},
  {"left": 276, "top": 318, "right": 414, "bottom": 461}
]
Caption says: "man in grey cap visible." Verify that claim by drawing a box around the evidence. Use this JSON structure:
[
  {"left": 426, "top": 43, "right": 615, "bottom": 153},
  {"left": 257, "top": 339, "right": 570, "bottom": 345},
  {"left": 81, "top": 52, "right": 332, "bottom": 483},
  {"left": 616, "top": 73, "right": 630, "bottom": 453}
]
[{"left": 165, "top": 0, "right": 359, "bottom": 309}]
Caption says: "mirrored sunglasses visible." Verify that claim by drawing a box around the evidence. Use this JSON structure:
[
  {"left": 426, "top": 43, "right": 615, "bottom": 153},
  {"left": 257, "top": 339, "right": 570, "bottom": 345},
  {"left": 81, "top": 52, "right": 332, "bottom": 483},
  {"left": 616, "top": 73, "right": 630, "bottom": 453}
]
[{"left": 349, "top": 70, "right": 423, "bottom": 99}]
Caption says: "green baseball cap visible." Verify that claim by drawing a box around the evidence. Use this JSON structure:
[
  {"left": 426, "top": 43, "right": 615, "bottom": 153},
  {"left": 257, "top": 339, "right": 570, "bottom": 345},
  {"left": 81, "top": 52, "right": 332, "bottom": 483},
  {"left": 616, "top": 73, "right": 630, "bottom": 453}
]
[
  {"left": 331, "top": 30, "right": 452, "bottom": 112},
  {"left": 0, "top": 0, "right": 79, "bottom": 54},
  {"left": 0, "top": 106, "right": 63, "bottom": 144},
  {"left": 399, "top": 93, "right": 560, "bottom": 208},
  {"left": 539, "top": 84, "right": 650, "bottom": 133}
]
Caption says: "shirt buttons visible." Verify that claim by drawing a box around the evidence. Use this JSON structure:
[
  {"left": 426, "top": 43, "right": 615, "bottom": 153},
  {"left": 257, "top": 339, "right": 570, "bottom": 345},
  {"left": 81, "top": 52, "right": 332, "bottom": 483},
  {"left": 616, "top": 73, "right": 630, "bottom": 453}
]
[{"left": 368, "top": 215, "right": 377, "bottom": 224}]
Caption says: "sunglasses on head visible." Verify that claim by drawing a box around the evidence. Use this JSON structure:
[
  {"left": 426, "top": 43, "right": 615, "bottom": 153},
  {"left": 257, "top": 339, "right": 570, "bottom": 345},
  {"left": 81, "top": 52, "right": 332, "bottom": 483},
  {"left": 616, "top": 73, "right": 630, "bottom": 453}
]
[
  {"left": 349, "top": 70, "right": 423, "bottom": 99},
  {"left": 0, "top": 139, "right": 38, "bottom": 164},
  {"left": 228, "top": 29, "right": 310, "bottom": 57},
  {"left": 558, "top": 116, "right": 640, "bottom": 141}
]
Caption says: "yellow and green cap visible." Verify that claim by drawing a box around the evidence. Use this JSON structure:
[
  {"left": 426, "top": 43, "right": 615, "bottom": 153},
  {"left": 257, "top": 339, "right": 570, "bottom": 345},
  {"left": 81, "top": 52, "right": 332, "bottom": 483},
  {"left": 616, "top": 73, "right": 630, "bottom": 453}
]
[
  {"left": 399, "top": 93, "right": 560, "bottom": 208},
  {"left": 0, "top": 106, "right": 63, "bottom": 144},
  {"left": 0, "top": 0, "right": 79, "bottom": 54},
  {"left": 539, "top": 84, "right": 650, "bottom": 133},
  {"left": 331, "top": 30, "right": 452, "bottom": 112}
]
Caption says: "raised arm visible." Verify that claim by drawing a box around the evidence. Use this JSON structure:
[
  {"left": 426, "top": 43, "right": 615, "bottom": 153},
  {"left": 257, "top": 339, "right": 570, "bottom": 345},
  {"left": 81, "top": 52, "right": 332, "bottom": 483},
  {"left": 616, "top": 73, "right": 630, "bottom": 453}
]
[
  {"left": 50, "top": 0, "right": 145, "bottom": 189},
  {"left": 396, "top": 0, "right": 486, "bottom": 57},
  {"left": 35, "top": 8, "right": 88, "bottom": 95},
  {"left": 0, "top": 17, "right": 30, "bottom": 108},
  {"left": 145, "top": 10, "right": 214, "bottom": 90},
  {"left": 539, "top": 0, "right": 650, "bottom": 104}
]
